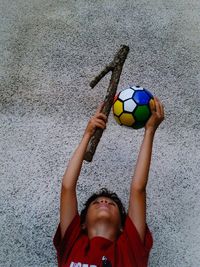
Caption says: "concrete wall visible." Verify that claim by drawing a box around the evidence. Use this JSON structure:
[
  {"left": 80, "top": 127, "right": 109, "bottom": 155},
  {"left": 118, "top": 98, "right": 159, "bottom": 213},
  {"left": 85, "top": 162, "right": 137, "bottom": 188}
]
[{"left": 1, "top": 0, "right": 200, "bottom": 266}]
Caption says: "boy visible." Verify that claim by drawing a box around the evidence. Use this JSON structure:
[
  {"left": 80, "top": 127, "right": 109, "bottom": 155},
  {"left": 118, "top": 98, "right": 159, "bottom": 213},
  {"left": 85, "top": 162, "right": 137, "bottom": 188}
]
[{"left": 54, "top": 97, "right": 164, "bottom": 267}]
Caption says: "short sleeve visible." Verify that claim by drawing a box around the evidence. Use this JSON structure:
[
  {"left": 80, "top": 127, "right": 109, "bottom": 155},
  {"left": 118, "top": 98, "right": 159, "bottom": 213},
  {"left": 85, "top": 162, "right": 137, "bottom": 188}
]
[
  {"left": 53, "top": 213, "right": 81, "bottom": 263},
  {"left": 119, "top": 215, "right": 153, "bottom": 264}
]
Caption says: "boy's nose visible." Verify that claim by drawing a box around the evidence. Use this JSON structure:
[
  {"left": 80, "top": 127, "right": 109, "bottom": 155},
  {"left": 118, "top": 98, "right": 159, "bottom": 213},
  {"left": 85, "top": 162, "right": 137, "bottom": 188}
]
[{"left": 100, "top": 199, "right": 108, "bottom": 204}]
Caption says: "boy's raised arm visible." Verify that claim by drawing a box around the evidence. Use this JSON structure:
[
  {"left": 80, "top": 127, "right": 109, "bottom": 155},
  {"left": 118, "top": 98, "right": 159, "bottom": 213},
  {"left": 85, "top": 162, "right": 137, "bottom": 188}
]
[
  {"left": 128, "top": 97, "right": 164, "bottom": 243},
  {"left": 60, "top": 105, "right": 107, "bottom": 239}
]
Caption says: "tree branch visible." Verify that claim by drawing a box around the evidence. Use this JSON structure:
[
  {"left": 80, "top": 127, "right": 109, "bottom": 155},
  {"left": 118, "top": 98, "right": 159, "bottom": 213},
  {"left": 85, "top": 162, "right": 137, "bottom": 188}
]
[
  {"left": 90, "top": 64, "right": 114, "bottom": 88},
  {"left": 84, "top": 45, "right": 129, "bottom": 162}
]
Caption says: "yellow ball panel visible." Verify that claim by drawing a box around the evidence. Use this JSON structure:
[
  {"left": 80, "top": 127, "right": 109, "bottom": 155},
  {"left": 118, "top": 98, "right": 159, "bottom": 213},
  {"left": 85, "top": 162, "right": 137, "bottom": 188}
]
[
  {"left": 113, "top": 100, "right": 123, "bottom": 116},
  {"left": 149, "top": 99, "right": 155, "bottom": 110},
  {"left": 120, "top": 113, "right": 135, "bottom": 126},
  {"left": 114, "top": 115, "right": 122, "bottom": 125}
]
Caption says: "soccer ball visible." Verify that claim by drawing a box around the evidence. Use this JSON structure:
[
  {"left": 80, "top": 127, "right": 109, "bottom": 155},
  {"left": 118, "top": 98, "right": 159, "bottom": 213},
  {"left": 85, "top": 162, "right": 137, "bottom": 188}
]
[{"left": 113, "top": 86, "right": 155, "bottom": 129}]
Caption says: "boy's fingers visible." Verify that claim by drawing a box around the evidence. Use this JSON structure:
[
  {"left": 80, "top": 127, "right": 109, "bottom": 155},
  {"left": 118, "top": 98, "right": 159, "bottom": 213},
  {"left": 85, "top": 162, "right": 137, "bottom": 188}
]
[
  {"left": 94, "top": 118, "right": 106, "bottom": 129},
  {"left": 156, "top": 99, "right": 161, "bottom": 115},
  {"left": 94, "top": 102, "right": 107, "bottom": 122},
  {"left": 161, "top": 102, "right": 165, "bottom": 118},
  {"left": 157, "top": 99, "right": 164, "bottom": 118},
  {"left": 97, "top": 113, "right": 107, "bottom": 122},
  {"left": 154, "top": 97, "right": 162, "bottom": 115},
  {"left": 154, "top": 97, "right": 165, "bottom": 120}
]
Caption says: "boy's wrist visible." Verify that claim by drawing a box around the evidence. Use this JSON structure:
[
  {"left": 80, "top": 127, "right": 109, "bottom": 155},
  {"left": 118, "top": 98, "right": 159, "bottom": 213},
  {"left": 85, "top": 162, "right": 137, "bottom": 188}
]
[
  {"left": 144, "top": 127, "right": 156, "bottom": 136},
  {"left": 83, "top": 131, "right": 92, "bottom": 141}
]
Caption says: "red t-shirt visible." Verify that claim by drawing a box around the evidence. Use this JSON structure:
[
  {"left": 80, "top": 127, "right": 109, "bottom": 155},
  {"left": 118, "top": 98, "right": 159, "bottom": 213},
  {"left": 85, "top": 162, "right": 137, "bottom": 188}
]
[{"left": 53, "top": 214, "right": 153, "bottom": 267}]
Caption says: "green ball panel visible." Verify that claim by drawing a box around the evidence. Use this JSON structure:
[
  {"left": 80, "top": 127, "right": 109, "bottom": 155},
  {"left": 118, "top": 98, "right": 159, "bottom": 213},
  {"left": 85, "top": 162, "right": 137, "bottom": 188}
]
[
  {"left": 132, "top": 121, "right": 146, "bottom": 129},
  {"left": 134, "top": 105, "right": 151, "bottom": 122}
]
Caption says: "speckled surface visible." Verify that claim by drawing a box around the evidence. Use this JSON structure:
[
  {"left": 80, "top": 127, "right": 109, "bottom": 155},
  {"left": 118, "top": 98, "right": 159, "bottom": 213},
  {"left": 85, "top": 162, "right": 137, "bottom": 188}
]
[{"left": 0, "top": 0, "right": 200, "bottom": 266}]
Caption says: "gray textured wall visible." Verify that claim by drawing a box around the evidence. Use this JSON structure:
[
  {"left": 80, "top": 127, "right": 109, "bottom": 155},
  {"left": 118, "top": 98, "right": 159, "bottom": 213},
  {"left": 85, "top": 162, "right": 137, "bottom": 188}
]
[{"left": 1, "top": 0, "right": 200, "bottom": 266}]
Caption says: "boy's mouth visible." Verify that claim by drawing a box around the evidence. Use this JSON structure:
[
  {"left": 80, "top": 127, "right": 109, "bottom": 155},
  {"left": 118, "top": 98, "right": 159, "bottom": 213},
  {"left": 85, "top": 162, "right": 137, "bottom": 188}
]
[{"left": 98, "top": 204, "right": 109, "bottom": 209}]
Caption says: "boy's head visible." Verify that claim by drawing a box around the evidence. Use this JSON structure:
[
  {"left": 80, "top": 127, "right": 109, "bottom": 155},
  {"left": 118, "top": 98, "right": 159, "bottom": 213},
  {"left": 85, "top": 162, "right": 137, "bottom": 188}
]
[{"left": 80, "top": 188, "right": 126, "bottom": 233}]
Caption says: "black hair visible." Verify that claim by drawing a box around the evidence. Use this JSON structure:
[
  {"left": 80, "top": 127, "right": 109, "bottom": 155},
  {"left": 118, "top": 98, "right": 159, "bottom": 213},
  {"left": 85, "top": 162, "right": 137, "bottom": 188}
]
[{"left": 80, "top": 188, "right": 126, "bottom": 227}]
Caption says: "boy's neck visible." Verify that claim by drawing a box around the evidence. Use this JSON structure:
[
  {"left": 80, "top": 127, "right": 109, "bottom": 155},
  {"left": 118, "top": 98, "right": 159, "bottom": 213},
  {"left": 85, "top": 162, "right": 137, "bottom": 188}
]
[{"left": 87, "top": 222, "right": 119, "bottom": 242}]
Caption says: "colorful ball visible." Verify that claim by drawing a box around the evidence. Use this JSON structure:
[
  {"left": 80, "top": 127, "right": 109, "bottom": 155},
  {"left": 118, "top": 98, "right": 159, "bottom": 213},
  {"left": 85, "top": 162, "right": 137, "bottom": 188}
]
[{"left": 113, "top": 86, "right": 155, "bottom": 129}]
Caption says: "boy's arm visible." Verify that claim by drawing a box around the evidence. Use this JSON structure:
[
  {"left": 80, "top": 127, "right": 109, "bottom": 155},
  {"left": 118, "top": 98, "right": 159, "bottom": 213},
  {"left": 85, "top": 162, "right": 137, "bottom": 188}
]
[
  {"left": 60, "top": 105, "right": 107, "bottom": 239},
  {"left": 128, "top": 98, "right": 164, "bottom": 243}
]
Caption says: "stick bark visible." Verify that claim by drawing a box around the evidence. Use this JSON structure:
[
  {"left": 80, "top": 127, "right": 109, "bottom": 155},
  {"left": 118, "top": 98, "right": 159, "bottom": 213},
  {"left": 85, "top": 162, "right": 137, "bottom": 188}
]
[{"left": 84, "top": 45, "right": 130, "bottom": 162}]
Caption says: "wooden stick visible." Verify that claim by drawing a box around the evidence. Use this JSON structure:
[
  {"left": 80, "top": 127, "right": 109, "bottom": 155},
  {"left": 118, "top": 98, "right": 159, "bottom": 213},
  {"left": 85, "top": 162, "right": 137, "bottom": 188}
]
[{"left": 84, "top": 45, "right": 129, "bottom": 162}]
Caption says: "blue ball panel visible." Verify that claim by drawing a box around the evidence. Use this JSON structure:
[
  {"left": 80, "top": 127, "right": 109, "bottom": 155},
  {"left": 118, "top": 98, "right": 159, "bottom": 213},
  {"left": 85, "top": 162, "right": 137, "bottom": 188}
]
[
  {"left": 133, "top": 91, "right": 151, "bottom": 105},
  {"left": 143, "top": 88, "right": 153, "bottom": 98}
]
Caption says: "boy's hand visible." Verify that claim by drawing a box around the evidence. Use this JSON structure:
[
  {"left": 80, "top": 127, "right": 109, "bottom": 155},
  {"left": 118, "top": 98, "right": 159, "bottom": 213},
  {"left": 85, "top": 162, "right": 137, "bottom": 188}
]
[
  {"left": 84, "top": 103, "right": 107, "bottom": 138},
  {"left": 145, "top": 97, "right": 164, "bottom": 133}
]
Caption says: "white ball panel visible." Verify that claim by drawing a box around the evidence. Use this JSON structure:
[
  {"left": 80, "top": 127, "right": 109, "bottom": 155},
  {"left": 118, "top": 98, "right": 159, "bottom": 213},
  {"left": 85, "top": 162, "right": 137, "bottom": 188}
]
[
  {"left": 118, "top": 88, "right": 134, "bottom": 101},
  {"left": 124, "top": 99, "right": 137, "bottom": 112}
]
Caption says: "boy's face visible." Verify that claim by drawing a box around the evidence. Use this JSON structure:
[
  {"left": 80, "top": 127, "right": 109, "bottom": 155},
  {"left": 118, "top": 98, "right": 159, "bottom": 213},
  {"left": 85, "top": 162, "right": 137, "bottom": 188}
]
[{"left": 84, "top": 196, "right": 122, "bottom": 231}]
